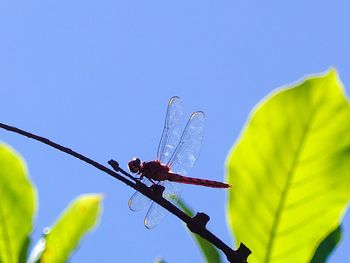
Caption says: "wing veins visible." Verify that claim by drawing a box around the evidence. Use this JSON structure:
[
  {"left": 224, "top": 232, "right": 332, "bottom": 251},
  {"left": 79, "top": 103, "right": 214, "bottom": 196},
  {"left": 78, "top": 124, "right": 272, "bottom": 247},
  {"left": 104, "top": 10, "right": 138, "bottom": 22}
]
[{"left": 167, "top": 111, "right": 205, "bottom": 176}]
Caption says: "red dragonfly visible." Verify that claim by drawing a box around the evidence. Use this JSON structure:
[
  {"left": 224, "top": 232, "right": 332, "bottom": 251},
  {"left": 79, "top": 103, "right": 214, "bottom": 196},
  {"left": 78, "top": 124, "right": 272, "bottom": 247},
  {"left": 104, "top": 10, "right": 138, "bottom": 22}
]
[{"left": 128, "top": 96, "right": 230, "bottom": 228}]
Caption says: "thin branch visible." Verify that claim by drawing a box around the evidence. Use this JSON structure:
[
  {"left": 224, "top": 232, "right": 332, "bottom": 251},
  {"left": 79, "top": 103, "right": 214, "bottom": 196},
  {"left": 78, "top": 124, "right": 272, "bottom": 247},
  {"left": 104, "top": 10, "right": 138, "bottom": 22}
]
[{"left": 0, "top": 122, "right": 251, "bottom": 263}]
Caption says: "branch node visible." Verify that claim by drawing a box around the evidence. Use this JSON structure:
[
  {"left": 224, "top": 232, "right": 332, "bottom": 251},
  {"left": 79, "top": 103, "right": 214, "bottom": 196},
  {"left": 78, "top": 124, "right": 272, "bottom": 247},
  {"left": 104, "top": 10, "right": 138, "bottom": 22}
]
[
  {"left": 187, "top": 212, "right": 210, "bottom": 234},
  {"left": 150, "top": 184, "right": 165, "bottom": 198},
  {"left": 193, "top": 212, "right": 210, "bottom": 227},
  {"left": 108, "top": 159, "right": 120, "bottom": 171},
  {"left": 227, "top": 243, "right": 252, "bottom": 263},
  {"left": 237, "top": 243, "right": 251, "bottom": 259}
]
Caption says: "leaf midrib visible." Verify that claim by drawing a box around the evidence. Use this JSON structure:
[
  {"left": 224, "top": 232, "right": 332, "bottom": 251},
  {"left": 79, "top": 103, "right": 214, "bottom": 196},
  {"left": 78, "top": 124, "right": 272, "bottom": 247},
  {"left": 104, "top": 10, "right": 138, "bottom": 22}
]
[{"left": 264, "top": 103, "right": 319, "bottom": 263}]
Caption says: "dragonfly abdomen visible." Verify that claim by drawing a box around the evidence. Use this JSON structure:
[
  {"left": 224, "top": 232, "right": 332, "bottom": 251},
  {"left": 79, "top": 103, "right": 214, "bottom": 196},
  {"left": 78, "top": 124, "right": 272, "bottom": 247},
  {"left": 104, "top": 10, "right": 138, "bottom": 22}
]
[{"left": 167, "top": 173, "right": 230, "bottom": 188}]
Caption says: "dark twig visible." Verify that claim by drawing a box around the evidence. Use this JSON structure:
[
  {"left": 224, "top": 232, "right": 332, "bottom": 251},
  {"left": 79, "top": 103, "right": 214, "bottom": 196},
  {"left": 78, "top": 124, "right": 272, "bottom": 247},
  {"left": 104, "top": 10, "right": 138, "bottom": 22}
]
[{"left": 0, "top": 122, "right": 251, "bottom": 263}]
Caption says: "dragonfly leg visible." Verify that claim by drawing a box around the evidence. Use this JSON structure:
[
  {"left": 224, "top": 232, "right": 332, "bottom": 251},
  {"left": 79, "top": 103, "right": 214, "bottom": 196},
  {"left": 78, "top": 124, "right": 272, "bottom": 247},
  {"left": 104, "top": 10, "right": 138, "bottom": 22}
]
[
  {"left": 146, "top": 177, "right": 157, "bottom": 185},
  {"left": 135, "top": 173, "right": 145, "bottom": 181}
]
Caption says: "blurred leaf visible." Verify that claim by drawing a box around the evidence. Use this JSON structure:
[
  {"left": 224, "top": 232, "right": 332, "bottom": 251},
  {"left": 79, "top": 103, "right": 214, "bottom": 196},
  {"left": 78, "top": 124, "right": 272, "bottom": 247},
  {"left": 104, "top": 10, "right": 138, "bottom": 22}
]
[
  {"left": 226, "top": 69, "right": 350, "bottom": 262},
  {"left": 19, "top": 236, "right": 30, "bottom": 263},
  {"left": 155, "top": 258, "right": 166, "bottom": 263},
  {"left": 0, "top": 144, "right": 36, "bottom": 263},
  {"left": 38, "top": 194, "right": 103, "bottom": 263},
  {"left": 176, "top": 199, "right": 222, "bottom": 263},
  {"left": 310, "top": 225, "right": 342, "bottom": 263}
]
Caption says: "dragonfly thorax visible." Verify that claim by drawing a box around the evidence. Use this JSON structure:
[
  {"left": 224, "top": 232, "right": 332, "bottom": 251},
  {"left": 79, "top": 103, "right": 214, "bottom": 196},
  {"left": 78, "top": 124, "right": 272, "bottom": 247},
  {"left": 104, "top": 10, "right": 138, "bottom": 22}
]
[
  {"left": 128, "top": 159, "right": 170, "bottom": 182},
  {"left": 140, "top": 161, "right": 170, "bottom": 181}
]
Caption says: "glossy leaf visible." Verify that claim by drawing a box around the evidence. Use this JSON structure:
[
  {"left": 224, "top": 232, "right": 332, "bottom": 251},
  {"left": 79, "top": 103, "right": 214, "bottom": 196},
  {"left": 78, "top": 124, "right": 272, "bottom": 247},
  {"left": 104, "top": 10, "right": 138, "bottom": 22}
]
[
  {"left": 310, "top": 225, "right": 342, "bottom": 263},
  {"left": 0, "top": 144, "right": 36, "bottom": 263},
  {"left": 226, "top": 69, "right": 350, "bottom": 262},
  {"left": 38, "top": 194, "right": 103, "bottom": 263},
  {"left": 176, "top": 198, "right": 222, "bottom": 263}
]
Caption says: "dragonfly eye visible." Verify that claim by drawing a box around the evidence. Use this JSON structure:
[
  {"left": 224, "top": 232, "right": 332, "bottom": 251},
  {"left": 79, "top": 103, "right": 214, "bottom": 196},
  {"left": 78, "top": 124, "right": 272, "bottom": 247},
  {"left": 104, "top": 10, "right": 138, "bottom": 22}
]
[{"left": 128, "top": 158, "right": 141, "bottom": 173}]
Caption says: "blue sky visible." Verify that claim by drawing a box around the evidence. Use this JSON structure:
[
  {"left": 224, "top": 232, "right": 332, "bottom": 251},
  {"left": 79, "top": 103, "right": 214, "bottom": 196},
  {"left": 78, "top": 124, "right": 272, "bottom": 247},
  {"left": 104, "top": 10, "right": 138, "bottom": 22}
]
[{"left": 0, "top": 0, "right": 350, "bottom": 262}]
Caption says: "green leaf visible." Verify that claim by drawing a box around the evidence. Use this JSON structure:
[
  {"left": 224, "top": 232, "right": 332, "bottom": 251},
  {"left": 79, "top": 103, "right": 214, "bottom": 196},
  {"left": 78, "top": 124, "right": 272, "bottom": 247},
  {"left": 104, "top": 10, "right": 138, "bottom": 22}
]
[
  {"left": 38, "top": 194, "right": 103, "bottom": 263},
  {"left": 0, "top": 144, "right": 36, "bottom": 263},
  {"left": 226, "top": 69, "right": 350, "bottom": 263},
  {"left": 18, "top": 236, "right": 31, "bottom": 263},
  {"left": 176, "top": 199, "right": 222, "bottom": 263},
  {"left": 310, "top": 225, "right": 342, "bottom": 263}
]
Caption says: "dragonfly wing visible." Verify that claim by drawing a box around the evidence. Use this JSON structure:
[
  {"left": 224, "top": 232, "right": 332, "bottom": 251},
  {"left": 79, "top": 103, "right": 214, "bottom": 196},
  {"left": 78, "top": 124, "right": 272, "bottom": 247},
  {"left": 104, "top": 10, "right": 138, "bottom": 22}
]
[
  {"left": 144, "top": 201, "right": 167, "bottom": 229},
  {"left": 144, "top": 181, "right": 182, "bottom": 229},
  {"left": 163, "top": 181, "right": 182, "bottom": 204},
  {"left": 157, "top": 96, "right": 184, "bottom": 164},
  {"left": 128, "top": 178, "right": 153, "bottom": 212},
  {"left": 167, "top": 111, "right": 205, "bottom": 176}
]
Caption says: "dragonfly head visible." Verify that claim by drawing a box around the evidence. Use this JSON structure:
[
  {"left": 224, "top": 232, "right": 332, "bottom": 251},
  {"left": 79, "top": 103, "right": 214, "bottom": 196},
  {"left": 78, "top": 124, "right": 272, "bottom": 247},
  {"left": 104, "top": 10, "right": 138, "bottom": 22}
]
[{"left": 128, "top": 158, "right": 141, "bottom": 173}]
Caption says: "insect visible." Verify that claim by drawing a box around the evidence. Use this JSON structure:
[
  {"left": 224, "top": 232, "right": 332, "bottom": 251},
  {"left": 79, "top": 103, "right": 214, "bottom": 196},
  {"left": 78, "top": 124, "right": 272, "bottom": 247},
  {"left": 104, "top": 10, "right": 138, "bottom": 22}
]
[{"left": 128, "top": 96, "right": 230, "bottom": 228}]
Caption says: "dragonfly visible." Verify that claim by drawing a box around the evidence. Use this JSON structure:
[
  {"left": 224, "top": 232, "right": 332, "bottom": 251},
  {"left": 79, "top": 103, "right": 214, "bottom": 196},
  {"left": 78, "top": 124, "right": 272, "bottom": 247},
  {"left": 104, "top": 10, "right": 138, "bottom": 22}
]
[{"left": 127, "top": 96, "right": 230, "bottom": 228}]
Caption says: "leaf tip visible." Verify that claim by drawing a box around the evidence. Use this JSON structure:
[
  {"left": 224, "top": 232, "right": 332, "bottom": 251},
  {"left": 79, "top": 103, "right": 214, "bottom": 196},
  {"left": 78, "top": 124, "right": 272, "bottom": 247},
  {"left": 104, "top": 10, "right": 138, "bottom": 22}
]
[
  {"left": 324, "top": 67, "right": 339, "bottom": 80},
  {"left": 79, "top": 193, "right": 104, "bottom": 202}
]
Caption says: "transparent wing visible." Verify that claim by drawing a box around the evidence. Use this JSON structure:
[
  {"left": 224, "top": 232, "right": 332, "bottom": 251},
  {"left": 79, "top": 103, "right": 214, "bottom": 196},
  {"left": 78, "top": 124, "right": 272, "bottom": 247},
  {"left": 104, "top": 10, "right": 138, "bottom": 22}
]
[
  {"left": 144, "top": 181, "right": 182, "bottom": 229},
  {"left": 167, "top": 111, "right": 205, "bottom": 176},
  {"left": 157, "top": 96, "right": 184, "bottom": 164},
  {"left": 128, "top": 178, "right": 153, "bottom": 212},
  {"left": 144, "top": 201, "right": 166, "bottom": 229},
  {"left": 163, "top": 181, "right": 182, "bottom": 203}
]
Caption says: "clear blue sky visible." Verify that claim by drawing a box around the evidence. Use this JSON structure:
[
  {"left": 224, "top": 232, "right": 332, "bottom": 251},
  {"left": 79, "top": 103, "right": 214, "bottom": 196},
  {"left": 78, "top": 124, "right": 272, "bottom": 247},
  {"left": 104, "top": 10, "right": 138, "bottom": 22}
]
[{"left": 0, "top": 1, "right": 349, "bottom": 262}]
